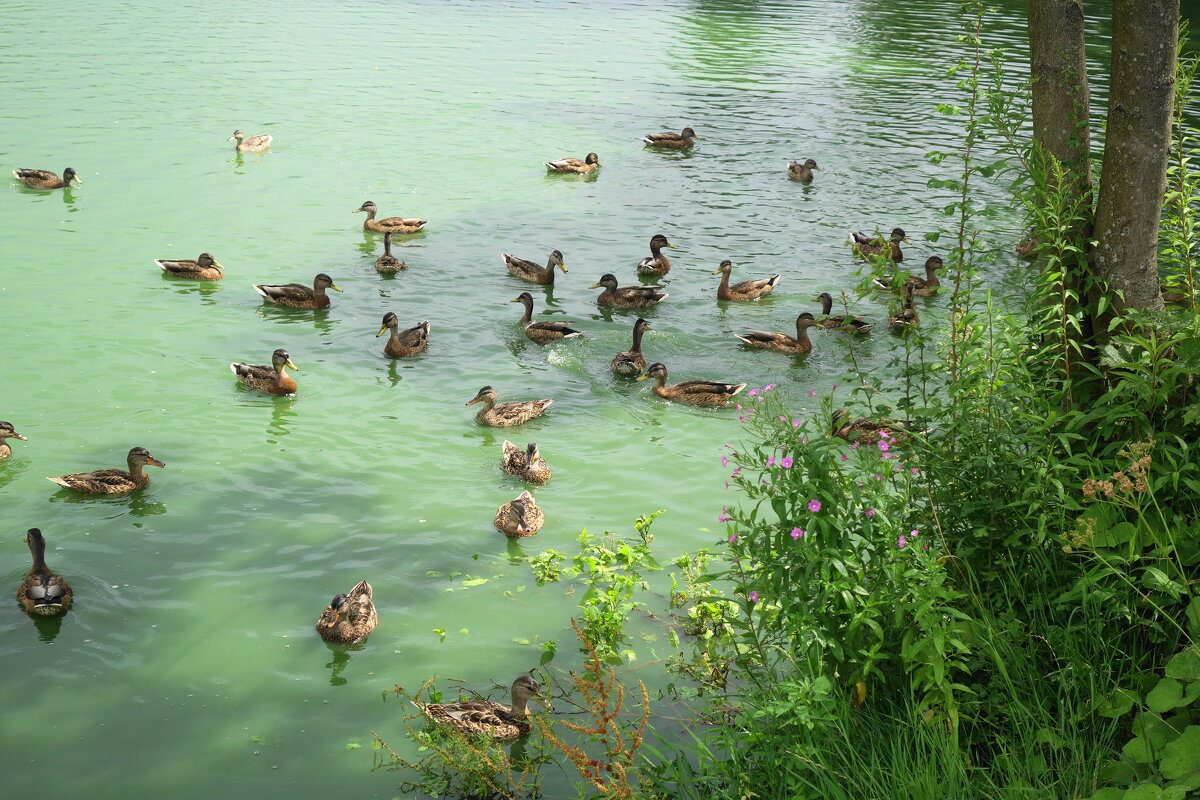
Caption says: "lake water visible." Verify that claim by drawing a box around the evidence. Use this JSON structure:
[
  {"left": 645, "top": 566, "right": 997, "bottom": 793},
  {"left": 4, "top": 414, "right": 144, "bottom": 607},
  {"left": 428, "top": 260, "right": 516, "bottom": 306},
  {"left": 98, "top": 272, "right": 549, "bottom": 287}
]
[{"left": 0, "top": 0, "right": 1172, "bottom": 796}]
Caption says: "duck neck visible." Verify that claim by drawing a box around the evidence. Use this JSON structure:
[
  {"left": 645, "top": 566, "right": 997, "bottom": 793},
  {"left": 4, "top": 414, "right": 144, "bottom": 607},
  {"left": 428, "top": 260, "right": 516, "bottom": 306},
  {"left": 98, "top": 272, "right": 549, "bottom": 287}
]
[
  {"left": 925, "top": 264, "right": 941, "bottom": 287},
  {"left": 363, "top": 206, "right": 377, "bottom": 222},
  {"left": 383, "top": 232, "right": 393, "bottom": 256},
  {"left": 128, "top": 456, "right": 146, "bottom": 479},
  {"left": 718, "top": 269, "right": 731, "bottom": 292},
  {"left": 795, "top": 320, "right": 812, "bottom": 346},
  {"left": 313, "top": 282, "right": 327, "bottom": 299},
  {"left": 630, "top": 323, "right": 646, "bottom": 353},
  {"left": 819, "top": 295, "right": 833, "bottom": 315},
  {"left": 517, "top": 297, "right": 533, "bottom": 325},
  {"left": 510, "top": 693, "right": 530, "bottom": 717},
  {"left": 27, "top": 535, "right": 48, "bottom": 573},
  {"left": 274, "top": 363, "right": 291, "bottom": 384}
]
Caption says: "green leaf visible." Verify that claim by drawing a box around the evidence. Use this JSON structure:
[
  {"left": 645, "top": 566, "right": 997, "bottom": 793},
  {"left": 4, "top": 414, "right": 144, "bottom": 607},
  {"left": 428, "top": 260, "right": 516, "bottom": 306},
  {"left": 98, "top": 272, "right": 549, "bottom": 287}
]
[
  {"left": 1166, "top": 648, "right": 1200, "bottom": 681},
  {"left": 461, "top": 578, "right": 489, "bottom": 587},
  {"left": 1161, "top": 725, "right": 1200, "bottom": 779},
  {"left": 1148, "top": 678, "right": 1186, "bottom": 712}
]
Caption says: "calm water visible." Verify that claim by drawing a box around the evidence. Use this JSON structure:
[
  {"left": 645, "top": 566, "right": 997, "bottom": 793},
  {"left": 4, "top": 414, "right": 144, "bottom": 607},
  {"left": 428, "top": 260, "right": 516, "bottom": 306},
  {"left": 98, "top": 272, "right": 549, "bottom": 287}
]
[{"left": 0, "top": 1, "right": 1162, "bottom": 796}]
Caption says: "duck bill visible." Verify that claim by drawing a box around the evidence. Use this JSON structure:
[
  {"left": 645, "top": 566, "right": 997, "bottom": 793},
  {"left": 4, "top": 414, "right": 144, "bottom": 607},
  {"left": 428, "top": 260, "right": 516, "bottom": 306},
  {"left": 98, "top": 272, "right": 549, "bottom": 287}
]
[
  {"left": 666, "top": 243, "right": 678, "bottom": 249},
  {"left": 286, "top": 360, "right": 300, "bottom": 370},
  {"left": 377, "top": 326, "right": 389, "bottom": 337},
  {"left": 510, "top": 297, "right": 523, "bottom": 303},
  {"left": 558, "top": 264, "right": 569, "bottom": 273},
  {"left": 148, "top": 457, "right": 166, "bottom": 467},
  {"left": 465, "top": 398, "right": 480, "bottom": 406},
  {"left": 712, "top": 267, "right": 725, "bottom": 274},
  {"left": 72, "top": 176, "right": 83, "bottom": 185},
  {"left": 14, "top": 433, "right": 28, "bottom": 440},
  {"left": 588, "top": 282, "right": 602, "bottom": 289},
  {"left": 330, "top": 284, "right": 344, "bottom": 292},
  {"left": 635, "top": 374, "right": 650, "bottom": 382}
]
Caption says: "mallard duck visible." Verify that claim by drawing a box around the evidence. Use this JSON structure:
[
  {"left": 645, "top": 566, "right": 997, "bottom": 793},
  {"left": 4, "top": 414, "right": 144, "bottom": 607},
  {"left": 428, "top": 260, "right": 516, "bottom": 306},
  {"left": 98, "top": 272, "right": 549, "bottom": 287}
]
[
  {"left": 611, "top": 317, "right": 651, "bottom": 376},
  {"left": 831, "top": 409, "right": 919, "bottom": 443},
  {"left": 787, "top": 158, "right": 819, "bottom": 182},
  {"left": 511, "top": 292, "right": 582, "bottom": 344},
  {"left": 231, "top": 348, "right": 299, "bottom": 395},
  {"left": 17, "top": 528, "right": 72, "bottom": 616},
  {"left": 590, "top": 274, "right": 668, "bottom": 308},
  {"left": 378, "top": 314, "right": 430, "bottom": 357},
  {"left": 0, "top": 420, "right": 27, "bottom": 459},
  {"left": 636, "top": 234, "right": 678, "bottom": 276},
  {"left": 545, "top": 153, "right": 600, "bottom": 173},
  {"left": 637, "top": 362, "right": 746, "bottom": 406},
  {"left": 494, "top": 490, "right": 544, "bottom": 537},
  {"left": 504, "top": 249, "right": 567, "bottom": 285},
  {"left": 1016, "top": 230, "right": 1038, "bottom": 259},
  {"left": 355, "top": 201, "right": 427, "bottom": 235},
  {"left": 375, "top": 232, "right": 407, "bottom": 273},
  {"left": 501, "top": 441, "right": 551, "bottom": 484},
  {"left": 47, "top": 446, "right": 165, "bottom": 494},
  {"left": 735, "top": 313, "right": 819, "bottom": 355},
  {"left": 228, "top": 129, "right": 272, "bottom": 152},
  {"left": 466, "top": 386, "right": 553, "bottom": 427},
  {"left": 13, "top": 167, "right": 81, "bottom": 189},
  {"left": 714, "top": 260, "right": 780, "bottom": 301},
  {"left": 416, "top": 675, "right": 541, "bottom": 740},
  {"left": 315, "top": 580, "right": 377, "bottom": 643},
  {"left": 851, "top": 228, "right": 908, "bottom": 262},
  {"left": 874, "top": 256, "right": 944, "bottom": 295},
  {"left": 642, "top": 127, "right": 698, "bottom": 148},
  {"left": 812, "top": 293, "right": 873, "bottom": 333},
  {"left": 253, "top": 273, "right": 342, "bottom": 308},
  {"left": 888, "top": 286, "right": 920, "bottom": 330},
  {"left": 155, "top": 252, "right": 225, "bottom": 280}
]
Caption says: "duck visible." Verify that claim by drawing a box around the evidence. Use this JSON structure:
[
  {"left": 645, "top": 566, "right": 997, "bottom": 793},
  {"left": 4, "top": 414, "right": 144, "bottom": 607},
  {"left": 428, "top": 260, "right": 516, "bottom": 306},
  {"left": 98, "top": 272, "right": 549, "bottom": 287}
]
[
  {"left": 637, "top": 362, "right": 746, "bottom": 406},
  {"left": 228, "top": 129, "right": 272, "bottom": 152},
  {"left": 0, "top": 420, "right": 27, "bottom": 459},
  {"left": 13, "top": 167, "right": 81, "bottom": 189},
  {"left": 590, "top": 274, "right": 668, "bottom": 308},
  {"left": 511, "top": 292, "right": 582, "bottom": 344},
  {"left": 17, "top": 528, "right": 72, "bottom": 616},
  {"left": 812, "top": 293, "right": 873, "bottom": 333},
  {"left": 155, "top": 252, "right": 225, "bottom": 280},
  {"left": 851, "top": 228, "right": 908, "bottom": 262},
  {"left": 714, "top": 260, "right": 780, "bottom": 301},
  {"left": 253, "top": 273, "right": 342, "bottom": 308},
  {"left": 831, "top": 409, "right": 919, "bottom": 443},
  {"left": 494, "top": 490, "right": 544, "bottom": 537},
  {"left": 504, "top": 249, "right": 567, "bottom": 285},
  {"left": 734, "top": 313, "right": 819, "bottom": 355},
  {"left": 1016, "top": 228, "right": 1038, "bottom": 258},
  {"left": 466, "top": 386, "right": 553, "bottom": 427},
  {"left": 787, "top": 158, "right": 819, "bottom": 182},
  {"left": 375, "top": 232, "right": 407, "bottom": 273},
  {"left": 415, "top": 675, "right": 542, "bottom": 740},
  {"left": 501, "top": 441, "right": 551, "bottom": 484},
  {"left": 636, "top": 234, "right": 678, "bottom": 276},
  {"left": 642, "top": 127, "right": 698, "bottom": 148},
  {"left": 545, "top": 153, "right": 600, "bottom": 173},
  {"left": 355, "top": 201, "right": 427, "bottom": 235},
  {"left": 231, "top": 348, "right": 299, "bottom": 395},
  {"left": 378, "top": 314, "right": 430, "bottom": 357},
  {"left": 47, "top": 446, "right": 165, "bottom": 494},
  {"left": 315, "top": 580, "right": 377, "bottom": 643},
  {"left": 888, "top": 286, "right": 920, "bottom": 330},
  {"left": 611, "top": 317, "right": 651, "bottom": 376},
  {"left": 873, "top": 256, "right": 944, "bottom": 295}
]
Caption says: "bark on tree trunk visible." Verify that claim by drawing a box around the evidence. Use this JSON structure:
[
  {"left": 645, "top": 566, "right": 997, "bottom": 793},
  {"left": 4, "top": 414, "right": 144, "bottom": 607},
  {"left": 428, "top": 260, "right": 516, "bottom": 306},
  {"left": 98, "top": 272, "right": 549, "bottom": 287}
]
[
  {"left": 1027, "top": 0, "right": 1092, "bottom": 194},
  {"left": 1090, "top": 0, "right": 1178, "bottom": 313}
]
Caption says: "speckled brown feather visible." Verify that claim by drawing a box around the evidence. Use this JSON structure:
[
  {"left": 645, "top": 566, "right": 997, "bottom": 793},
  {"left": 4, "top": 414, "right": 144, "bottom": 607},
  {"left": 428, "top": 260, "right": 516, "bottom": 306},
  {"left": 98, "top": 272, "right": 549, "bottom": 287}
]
[
  {"left": 416, "top": 676, "right": 541, "bottom": 740},
  {"left": 156, "top": 253, "right": 224, "bottom": 280},
  {"left": 735, "top": 314, "right": 818, "bottom": 355},
  {"left": 494, "top": 490, "right": 544, "bottom": 537},
  {"left": 380, "top": 316, "right": 430, "bottom": 358},
  {"left": 501, "top": 441, "right": 551, "bottom": 484},
  {"left": 638, "top": 363, "right": 746, "bottom": 406},
  {"left": 253, "top": 275, "right": 341, "bottom": 309},
  {"left": 714, "top": 261, "right": 780, "bottom": 301},
  {"left": 13, "top": 168, "right": 79, "bottom": 189},
  {"left": 17, "top": 529, "right": 72, "bottom": 616},
  {"left": 467, "top": 388, "right": 553, "bottom": 427},
  {"left": 315, "top": 580, "right": 377, "bottom": 643},
  {"left": 590, "top": 275, "right": 668, "bottom": 308},
  {"left": 47, "top": 447, "right": 164, "bottom": 494}
]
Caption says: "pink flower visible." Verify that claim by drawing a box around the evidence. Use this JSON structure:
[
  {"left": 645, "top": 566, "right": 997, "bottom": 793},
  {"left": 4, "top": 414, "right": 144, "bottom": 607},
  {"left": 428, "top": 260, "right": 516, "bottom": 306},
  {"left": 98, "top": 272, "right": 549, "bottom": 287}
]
[
  {"left": 724, "top": 481, "right": 730, "bottom": 489},
  {"left": 864, "top": 508, "right": 877, "bottom": 518},
  {"left": 738, "top": 415, "right": 746, "bottom": 421},
  {"left": 832, "top": 384, "right": 838, "bottom": 391},
  {"left": 851, "top": 442, "right": 859, "bottom": 449},
  {"left": 790, "top": 528, "right": 804, "bottom": 540},
  {"left": 731, "top": 468, "right": 742, "bottom": 478},
  {"left": 765, "top": 384, "right": 776, "bottom": 391},
  {"left": 882, "top": 453, "right": 893, "bottom": 459},
  {"left": 748, "top": 389, "right": 758, "bottom": 397},
  {"left": 897, "top": 535, "right": 908, "bottom": 548},
  {"left": 878, "top": 440, "right": 890, "bottom": 452},
  {"left": 840, "top": 455, "right": 848, "bottom": 462},
  {"left": 807, "top": 499, "right": 822, "bottom": 513},
  {"left": 729, "top": 533, "right": 738, "bottom": 543},
  {"left": 910, "top": 467, "right": 920, "bottom": 475},
  {"left": 766, "top": 456, "right": 776, "bottom": 467},
  {"left": 780, "top": 457, "right": 794, "bottom": 469},
  {"left": 807, "top": 390, "right": 816, "bottom": 398},
  {"left": 721, "top": 455, "right": 729, "bottom": 467},
  {"left": 910, "top": 529, "right": 919, "bottom": 538},
  {"left": 874, "top": 474, "right": 882, "bottom": 481},
  {"left": 748, "top": 591, "right": 759, "bottom": 603},
  {"left": 792, "top": 420, "right": 802, "bottom": 427}
]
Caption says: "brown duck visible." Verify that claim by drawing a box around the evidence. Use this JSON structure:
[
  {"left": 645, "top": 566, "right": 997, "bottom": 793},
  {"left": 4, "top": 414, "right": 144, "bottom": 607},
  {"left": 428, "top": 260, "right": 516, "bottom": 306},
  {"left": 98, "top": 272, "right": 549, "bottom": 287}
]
[
  {"left": 590, "top": 274, "right": 668, "bottom": 308},
  {"left": 642, "top": 127, "right": 698, "bottom": 148},
  {"left": 378, "top": 314, "right": 430, "bottom": 357},
  {"left": 315, "top": 580, "right": 377, "bottom": 643},
  {"left": 611, "top": 317, "right": 651, "bottom": 376},
  {"left": 155, "top": 253, "right": 225, "bottom": 280},
  {"left": 852, "top": 228, "right": 908, "bottom": 262},
  {"left": 714, "top": 260, "right": 780, "bottom": 301},
  {"left": 17, "top": 528, "right": 73, "bottom": 616},
  {"left": 873, "top": 256, "right": 944, "bottom": 295},
  {"left": 47, "top": 446, "right": 165, "bottom": 494},
  {"left": 501, "top": 441, "right": 551, "bottom": 484},
  {"left": 735, "top": 313, "right": 819, "bottom": 355},
  {"left": 355, "top": 201, "right": 427, "bottom": 235},
  {"left": 786, "top": 158, "right": 818, "bottom": 182},
  {"left": 812, "top": 293, "right": 873, "bottom": 333},
  {"left": 637, "top": 362, "right": 746, "bottom": 406},
  {"left": 231, "top": 348, "right": 299, "bottom": 395},
  {"left": 494, "top": 490, "right": 544, "bottom": 537},
  {"left": 0, "top": 420, "right": 27, "bottom": 459},
  {"left": 545, "top": 153, "right": 600, "bottom": 173},
  {"left": 253, "top": 273, "right": 342, "bottom": 308},
  {"left": 13, "top": 167, "right": 81, "bottom": 189},
  {"left": 415, "top": 675, "right": 541, "bottom": 740},
  {"left": 466, "top": 386, "right": 553, "bottom": 427},
  {"left": 636, "top": 234, "right": 678, "bottom": 276},
  {"left": 512, "top": 292, "right": 582, "bottom": 344},
  {"left": 504, "top": 249, "right": 566, "bottom": 285}
]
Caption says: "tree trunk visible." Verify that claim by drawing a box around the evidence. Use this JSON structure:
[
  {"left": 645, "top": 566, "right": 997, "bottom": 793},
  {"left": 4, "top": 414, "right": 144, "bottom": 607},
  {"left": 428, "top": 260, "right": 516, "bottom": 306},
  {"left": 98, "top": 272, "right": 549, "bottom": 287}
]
[
  {"left": 1090, "top": 0, "right": 1177, "bottom": 313},
  {"left": 1027, "top": 0, "right": 1092, "bottom": 195}
]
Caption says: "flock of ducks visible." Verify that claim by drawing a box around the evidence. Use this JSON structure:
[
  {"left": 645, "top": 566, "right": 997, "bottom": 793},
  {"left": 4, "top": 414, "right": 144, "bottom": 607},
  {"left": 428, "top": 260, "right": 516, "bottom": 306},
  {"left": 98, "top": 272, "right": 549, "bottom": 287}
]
[{"left": 8, "top": 122, "right": 940, "bottom": 740}]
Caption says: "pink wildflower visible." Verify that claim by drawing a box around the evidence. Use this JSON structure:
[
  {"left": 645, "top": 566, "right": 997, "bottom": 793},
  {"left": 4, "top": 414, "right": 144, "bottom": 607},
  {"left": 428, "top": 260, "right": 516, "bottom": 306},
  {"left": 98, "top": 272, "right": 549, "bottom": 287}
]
[
  {"left": 766, "top": 456, "right": 776, "bottom": 467},
  {"left": 793, "top": 419, "right": 802, "bottom": 427},
  {"left": 721, "top": 454, "right": 729, "bottom": 467},
  {"left": 765, "top": 384, "right": 776, "bottom": 391},
  {"left": 729, "top": 533, "right": 738, "bottom": 543},
  {"left": 780, "top": 457, "right": 794, "bottom": 469},
  {"left": 910, "top": 529, "right": 919, "bottom": 538},
  {"left": 840, "top": 455, "right": 849, "bottom": 462},
  {"left": 748, "top": 389, "right": 758, "bottom": 397},
  {"left": 748, "top": 591, "right": 759, "bottom": 603},
  {"left": 865, "top": 508, "right": 877, "bottom": 518},
  {"left": 807, "top": 390, "right": 816, "bottom": 398},
  {"left": 897, "top": 535, "right": 908, "bottom": 548},
  {"left": 807, "top": 499, "right": 822, "bottom": 513},
  {"left": 790, "top": 528, "right": 804, "bottom": 540},
  {"left": 878, "top": 440, "right": 890, "bottom": 452}
]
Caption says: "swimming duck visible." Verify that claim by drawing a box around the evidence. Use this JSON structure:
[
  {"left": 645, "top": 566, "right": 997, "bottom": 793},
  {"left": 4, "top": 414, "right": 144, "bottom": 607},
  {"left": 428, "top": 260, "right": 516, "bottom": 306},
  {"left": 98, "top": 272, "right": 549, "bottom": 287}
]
[
  {"left": 637, "top": 362, "right": 746, "bottom": 406},
  {"left": 378, "top": 314, "right": 430, "bottom": 357},
  {"left": 494, "top": 490, "right": 544, "bottom": 537},
  {"left": 253, "top": 273, "right": 342, "bottom": 308},
  {"left": 545, "top": 153, "right": 600, "bottom": 173},
  {"left": 636, "top": 234, "right": 678, "bottom": 276},
  {"left": 47, "top": 446, "right": 165, "bottom": 494},
  {"left": 714, "top": 260, "right": 780, "bottom": 301},
  {"left": 355, "top": 201, "right": 427, "bottom": 235},
  {"left": 17, "top": 528, "right": 72, "bottom": 616},
  {"left": 466, "top": 386, "right": 553, "bottom": 427},
  {"left": 611, "top": 317, "right": 651, "bottom": 376},
  {"left": 375, "top": 232, "right": 407, "bottom": 273},
  {"left": 416, "top": 675, "right": 542, "bottom": 740},
  {"left": 231, "top": 348, "right": 299, "bottom": 395},
  {"left": 734, "top": 313, "right": 819, "bottom": 355},
  {"left": 13, "top": 167, "right": 81, "bottom": 189},
  {"left": 831, "top": 409, "right": 919, "bottom": 443},
  {"left": 155, "top": 252, "right": 225, "bottom": 280},
  {"left": 315, "top": 580, "right": 377, "bottom": 643},
  {"left": 812, "top": 293, "right": 873, "bottom": 333},
  {"left": 228, "top": 130, "right": 272, "bottom": 152},
  {"left": 504, "top": 249, "right": 567, "bottom": 285},
  {"left": 873, "top": 256, "right": 944, "bottom": 295},
  {"left": 787, "top": 159, "right": 819, "bottom": 182},
  {"left": 888, "top": 286, "right": 920, "bottom": 330},
  {"left": 0, "top": 421, "right": 27, "bottom": 459},
  {"left": 501, "top": 441, "right": 551, "bottom": 485},
  {"left": 851, "top": 228, "right": 908, "bottom": 262},
  {"left": 1016, "top": 229, "right": 1039, "bottom": 259},
  {"left": 642, "top": 127, "right": 698, "bottom": 148},
  {"left": 511, "top": 292, "right": 582, "bottom": 344},
  {"left": 590, "top": 274, "right": 668, "bottom": 308}
]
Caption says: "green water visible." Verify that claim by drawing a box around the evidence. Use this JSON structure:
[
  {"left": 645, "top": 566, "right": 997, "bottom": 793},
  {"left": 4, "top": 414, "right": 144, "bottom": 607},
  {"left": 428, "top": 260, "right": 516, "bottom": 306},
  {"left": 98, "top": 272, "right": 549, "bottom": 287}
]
[{"left": 0, "top": 0, "right": 1146, "bottom": 796}]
